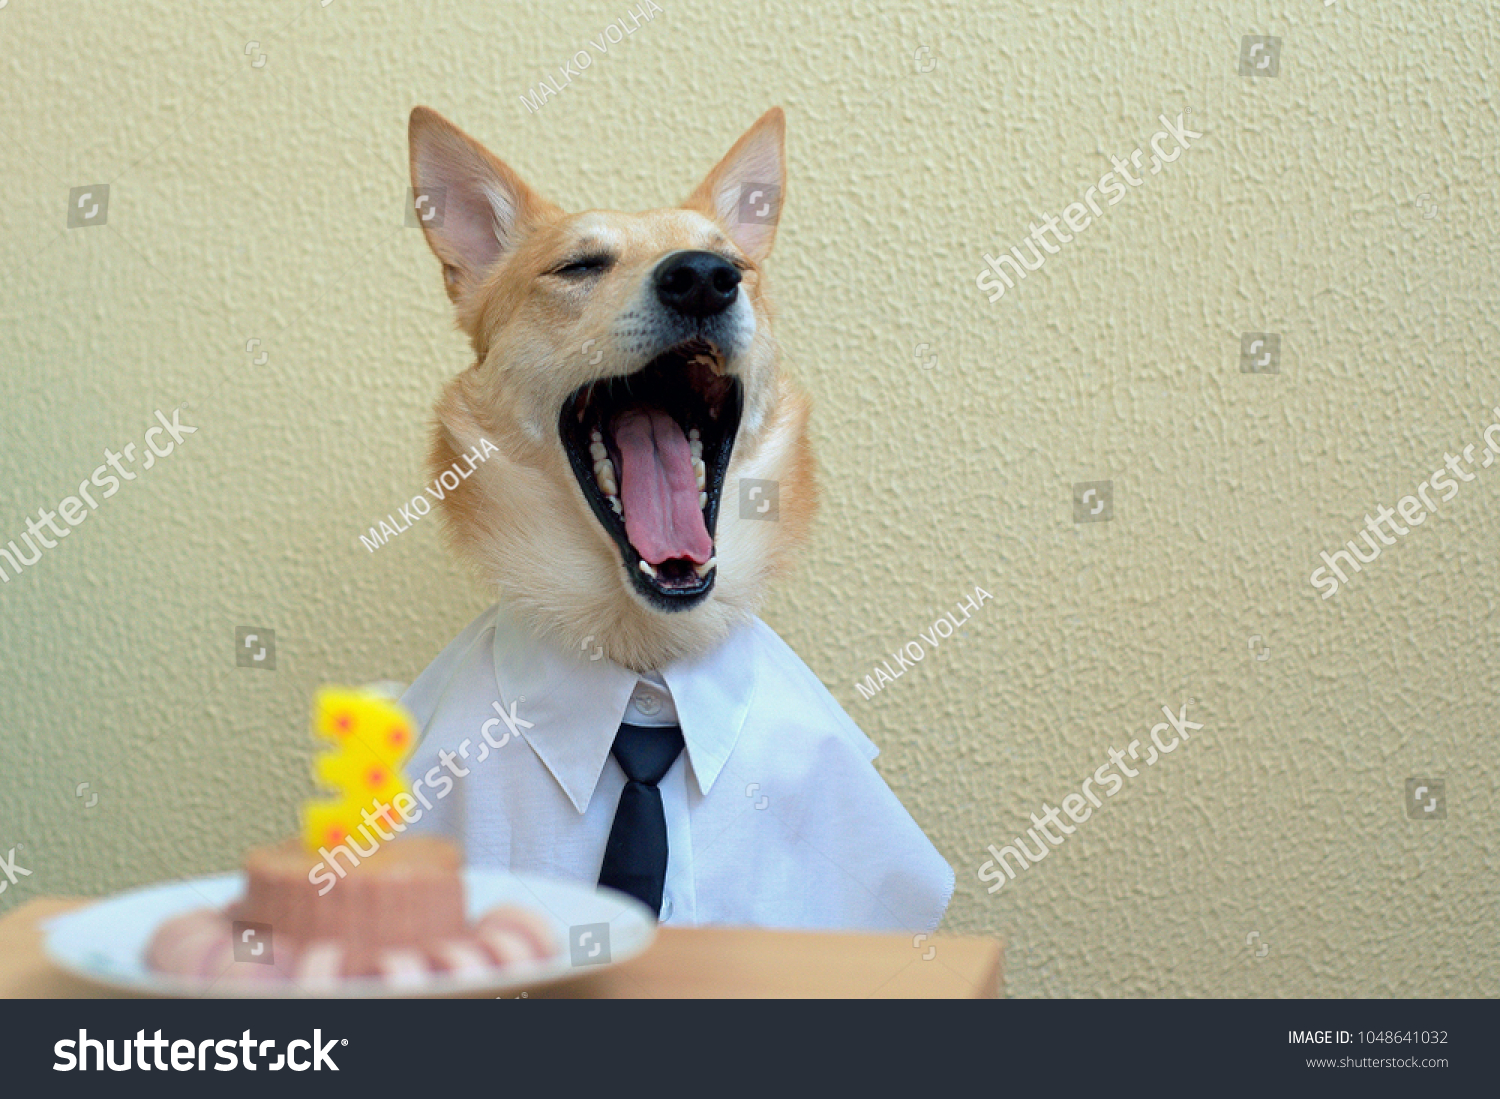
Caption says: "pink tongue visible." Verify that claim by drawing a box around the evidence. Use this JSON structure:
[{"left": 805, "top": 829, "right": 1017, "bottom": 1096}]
[{"left": 613, "top": 409, "right": 713, "bottom": 566}]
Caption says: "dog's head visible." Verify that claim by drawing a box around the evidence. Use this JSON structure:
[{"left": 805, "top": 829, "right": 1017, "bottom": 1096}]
[{"left": 408, "top": 107, "right": 815, "bottom": 671}]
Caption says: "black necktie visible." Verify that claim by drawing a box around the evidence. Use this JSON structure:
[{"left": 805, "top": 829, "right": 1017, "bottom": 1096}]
[{"left": 597, "top": 723, "right": 684, "bottom": 919}]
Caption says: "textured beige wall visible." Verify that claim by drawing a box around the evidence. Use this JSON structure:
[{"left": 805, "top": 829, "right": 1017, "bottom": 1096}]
[{"left": 2, "top": 0, "right": 1496, "bottom": 997}]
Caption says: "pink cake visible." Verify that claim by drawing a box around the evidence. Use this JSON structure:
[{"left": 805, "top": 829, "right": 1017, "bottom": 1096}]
[{"left": 146, "top": 836, "right": 556, "bottom": 988}]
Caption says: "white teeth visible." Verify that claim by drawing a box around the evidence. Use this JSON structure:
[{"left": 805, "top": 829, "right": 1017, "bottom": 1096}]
[
  {"left": 594, "top": 457, "right": 617, "bottom": 497},
  {"left": 589, "top": 441, "right": 608, "bottom": 461},
  {"left": 693, "top": 458, "right": 706, "bottom": 490},
  {"left": 698, "top": 491, "right": 707, "bottom": 509},
  {"left": 590, "top": 429, "right": 603, "bottom": 443},
  {"left": 609, "top": 497, "right": 623, "bottom": 515},
  {"left": 693, "top": 556, "right": 717, "bottom": 578},
  {"left": 689, "top": 439, "right": 703, "bottom": 460},
  {"left": 688, "top": 428, "right": 700, "bottom": 441},
  {"left": 638, "top": 561, "right": 657, "bottom": 578}
]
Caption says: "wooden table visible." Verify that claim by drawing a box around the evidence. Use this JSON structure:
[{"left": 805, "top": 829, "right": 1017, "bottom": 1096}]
[{"left": 0, "top": 898, "right": 1002, "bottom": 998}]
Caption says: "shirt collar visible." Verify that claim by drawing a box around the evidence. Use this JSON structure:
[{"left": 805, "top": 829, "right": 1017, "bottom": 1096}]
[{"left": 490, "top": 602, "right": 757, "bottom": 813}]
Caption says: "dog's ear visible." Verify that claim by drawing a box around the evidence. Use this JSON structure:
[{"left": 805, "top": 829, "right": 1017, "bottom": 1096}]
[
  {"left": 408, "top": 106, "right": 558, "bottom": 304},
  {"left": 683, "top": 107, "right": 785, "bottom": 262}
]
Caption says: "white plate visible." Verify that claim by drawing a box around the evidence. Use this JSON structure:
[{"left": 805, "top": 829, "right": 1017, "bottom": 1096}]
[{"left": 44, "top": 869, "right": 655, "bottom": 998}]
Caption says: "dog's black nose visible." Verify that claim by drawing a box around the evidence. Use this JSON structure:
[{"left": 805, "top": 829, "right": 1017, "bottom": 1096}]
[{"left": 654, "top": 251, "right": 741, "bottom": 317}]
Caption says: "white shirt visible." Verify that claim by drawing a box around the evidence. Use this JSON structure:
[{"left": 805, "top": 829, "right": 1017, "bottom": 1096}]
[{"left": 399, "top": 601, "right": 954, "bottom": 932}]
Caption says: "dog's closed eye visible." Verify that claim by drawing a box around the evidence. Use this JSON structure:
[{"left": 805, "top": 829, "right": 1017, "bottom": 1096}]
[{"left": 551, "top": 255, "right": 614, "bottom": 278}]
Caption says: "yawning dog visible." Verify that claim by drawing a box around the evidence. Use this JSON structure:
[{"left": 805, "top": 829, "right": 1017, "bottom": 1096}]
[
  {"left": 400, "top": 107, "right": 952, "bottom": 930},
  {"left": 410, "top": 105, "right": 813, "bottom": 671}
]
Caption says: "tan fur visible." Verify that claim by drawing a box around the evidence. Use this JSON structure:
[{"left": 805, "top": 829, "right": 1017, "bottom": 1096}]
[{"left": 409, "top": 107, "right": 816, "bottom": 672}]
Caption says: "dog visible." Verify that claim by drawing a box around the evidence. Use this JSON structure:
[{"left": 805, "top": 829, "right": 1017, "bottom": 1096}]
[{"left": 399, "top": 106, "right": 952, "bottom": 930}]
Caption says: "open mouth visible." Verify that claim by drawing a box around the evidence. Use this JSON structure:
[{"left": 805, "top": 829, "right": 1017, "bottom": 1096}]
[{"left": 560, "top": 339, "right": 743, "bottom": 610}]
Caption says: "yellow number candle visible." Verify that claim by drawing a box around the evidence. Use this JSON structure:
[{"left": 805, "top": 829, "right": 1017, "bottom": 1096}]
[{"left": 301, "top": 687, "right": 417, "bottom": 852}]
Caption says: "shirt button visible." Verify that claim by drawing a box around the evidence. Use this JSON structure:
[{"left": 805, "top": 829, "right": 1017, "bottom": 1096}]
[{"left": 632, "top": 691, "right": 662, "bottom": 716}]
